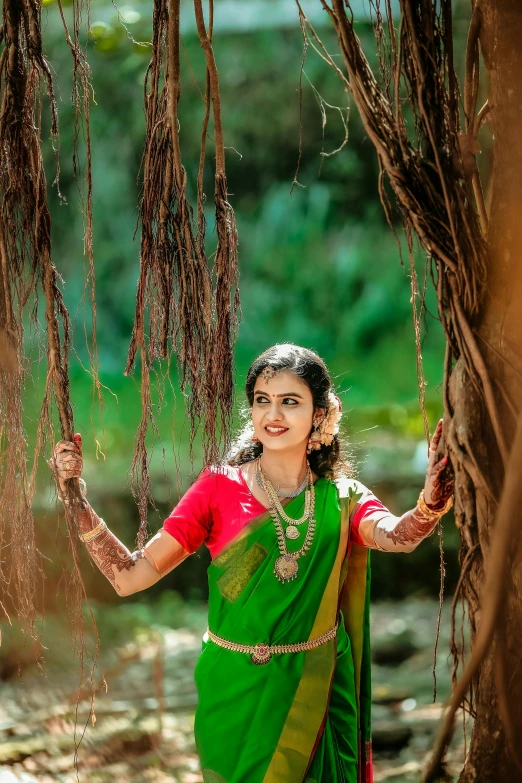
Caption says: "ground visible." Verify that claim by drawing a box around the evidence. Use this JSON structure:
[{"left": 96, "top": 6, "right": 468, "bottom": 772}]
[{"left": 0, "top": 598, "right": 468, "bottom": 783}]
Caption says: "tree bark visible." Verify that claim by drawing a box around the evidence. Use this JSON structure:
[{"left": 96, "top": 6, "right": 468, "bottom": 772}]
[{"left": 455, "top": 1, "right": 522, "bottom": 779}]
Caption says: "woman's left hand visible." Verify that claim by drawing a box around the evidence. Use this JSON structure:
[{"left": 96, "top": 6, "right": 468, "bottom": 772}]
[{"left": 423, "top": 418, "right": 454, "bottom": 508}]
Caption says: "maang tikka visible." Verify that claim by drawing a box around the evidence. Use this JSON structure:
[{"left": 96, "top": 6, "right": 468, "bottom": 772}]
[
  {"left": 251, "top": 365, "right": 278, "bottom": 442},
  {"left": 260, "top": 366, "right": 277, "bottom": 383}
]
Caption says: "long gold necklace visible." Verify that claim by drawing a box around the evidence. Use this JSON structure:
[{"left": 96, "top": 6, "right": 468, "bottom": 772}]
[
  {"left": 255, "top": 459, "right": 312, "bottom": 535},
  {"left": 256, "top": 458, "right": 316, "bottom": 583},
  {"left": 256, "top": 462, "right": 312, "bottom": 534}
]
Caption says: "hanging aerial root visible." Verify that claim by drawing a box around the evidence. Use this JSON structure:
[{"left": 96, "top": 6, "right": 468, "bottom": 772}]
[
  {"left": 126, "top": 0, "right": 239, "bottom": 538},
  {"left": 0, "top": 0, "right": 97, "bottom": 687},
  {"left": 56, "top": 0, "right": 104, "bottom": 432},
  {"left": 193, "top": 0, "right": 240, "bottom": 464},
  {"left": 301, "top": 2, "right": 501, "bottom": 463}
]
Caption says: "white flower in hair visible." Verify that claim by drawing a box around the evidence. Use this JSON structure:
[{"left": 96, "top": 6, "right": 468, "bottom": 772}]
[{"left": 307, "top": 391, "right": 343, "bottom": 452}]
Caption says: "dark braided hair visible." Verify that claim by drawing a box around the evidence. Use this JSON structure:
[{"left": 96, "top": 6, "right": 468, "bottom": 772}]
[{"left": 227, "top": 343, "right": 354, "bottom": 480}]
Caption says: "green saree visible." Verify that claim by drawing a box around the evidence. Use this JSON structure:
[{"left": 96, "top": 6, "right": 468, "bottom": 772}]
[{"left": 194, "top": 477, "right": 373, "bottom": 783}]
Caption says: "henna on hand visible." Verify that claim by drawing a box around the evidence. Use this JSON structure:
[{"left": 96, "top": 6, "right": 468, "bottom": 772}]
[
  {"left": 423, "top": 419, "right": 455, "bottom": 508},
  {"left": 86, "top": 530, "right": 136, "bottom": 593},
  {"left": 77, "top": 505, "right": 99, "bottom": 534},
  {"left": 380, "top": 506, "right": 440, "bottom": 550},
  {"left": 77, "top": 505, "right": 135, "bottom": 594},
  {"left": 427, "top": 468, "right": 454, "bottom": 509},
  {"left": 48, "top": 434, "right": 84, "bottom": 493}
]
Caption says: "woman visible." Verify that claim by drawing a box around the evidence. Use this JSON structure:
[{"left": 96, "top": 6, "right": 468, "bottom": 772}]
[{"left": 49, "top": 344, "right": 454, "bottom": 783}]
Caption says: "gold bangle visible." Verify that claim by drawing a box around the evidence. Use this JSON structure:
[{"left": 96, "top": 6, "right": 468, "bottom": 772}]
[
  {"left": 418, "top": 489, "right": 453, "bottom": 518},
  {"left": 79, "top": 519, "right": 107, "bottom": 543}
]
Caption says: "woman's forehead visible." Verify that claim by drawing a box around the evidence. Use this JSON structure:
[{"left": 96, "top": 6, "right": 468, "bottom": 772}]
[{"left": 253, "top": 370, "right": 311, "bottom": 396}]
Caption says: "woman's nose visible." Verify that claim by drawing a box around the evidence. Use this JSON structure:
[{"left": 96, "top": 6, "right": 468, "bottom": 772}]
[{"left": 267, "top": 402, "right": 284, "bottom": 420}]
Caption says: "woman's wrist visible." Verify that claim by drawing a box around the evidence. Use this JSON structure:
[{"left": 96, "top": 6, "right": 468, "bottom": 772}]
[
  {"left": 79, "top": 515, "right": 107, "bottom": 543},
  {"left": 71, "top": 506, "right": 135, "bottom": 594},
  {"left": 418, "top": 489, "right": 453, "bottom": 518},
  {"left": 75, "top": 502, "right": 104, "bottom": 536}
]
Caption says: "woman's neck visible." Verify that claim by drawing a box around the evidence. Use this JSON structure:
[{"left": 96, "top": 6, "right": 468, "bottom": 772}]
[{"left": 259, "top": 446, "right": 309, "bottom": 490}]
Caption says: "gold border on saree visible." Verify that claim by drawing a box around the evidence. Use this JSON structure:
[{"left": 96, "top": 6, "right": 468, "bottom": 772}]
[{"left": 206, "top": 621, "right": 339, "bottom": 665}]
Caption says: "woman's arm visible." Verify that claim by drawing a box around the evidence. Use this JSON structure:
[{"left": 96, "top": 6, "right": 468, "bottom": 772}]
[
  {"left": 49, "top": 435, "right": 191, "bottom": 596},
  {"left": 352, "top": 418, "right": 454, "bottom": 553},
  {"left": 357, "top": 501, "right": 447, "bottom": 553},
  {"left": 76, "top": 504, "right": 190, "bottom": 596}
]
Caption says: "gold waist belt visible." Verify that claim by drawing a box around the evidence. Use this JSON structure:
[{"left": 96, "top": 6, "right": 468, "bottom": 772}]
[{"left": 206, "top": 621, "right": 339, "bottom": 665}]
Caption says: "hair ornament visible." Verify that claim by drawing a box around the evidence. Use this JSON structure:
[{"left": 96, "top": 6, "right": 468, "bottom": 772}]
[
  {"left": 260, "top": 365, "right": 277, "bottom": 383},
  {"left": 307, "top": 391, "right": 343, "bottom": 453}
]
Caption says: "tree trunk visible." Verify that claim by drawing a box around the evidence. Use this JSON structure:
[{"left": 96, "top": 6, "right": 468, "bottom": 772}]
[{"left": 454, "top": 2, "right": 522, "bottom": 779}]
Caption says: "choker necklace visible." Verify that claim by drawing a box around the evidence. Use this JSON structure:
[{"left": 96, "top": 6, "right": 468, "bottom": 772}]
[
  {"left": 255, "top": 461, "right": 309, "bottom": 499},
  {"left": 256, "top": 458, "right": 316, "bottom": 583}
]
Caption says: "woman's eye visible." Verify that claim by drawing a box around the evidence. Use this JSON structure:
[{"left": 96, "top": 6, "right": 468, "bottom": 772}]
[{"left": 254, "top": 397, "right": 297, "bottom": 405}]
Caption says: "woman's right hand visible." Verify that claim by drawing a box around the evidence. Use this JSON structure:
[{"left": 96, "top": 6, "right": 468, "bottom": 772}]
[{"left": 48, "top": 433, "right": 83, "bottom": 493}]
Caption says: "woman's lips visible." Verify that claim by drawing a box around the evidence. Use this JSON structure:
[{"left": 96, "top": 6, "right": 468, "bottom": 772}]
[{"left": 264, "top": 426, "right": 289, "bottom": 437}]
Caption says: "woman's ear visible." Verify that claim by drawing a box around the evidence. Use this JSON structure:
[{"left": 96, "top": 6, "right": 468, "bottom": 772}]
[{"left": 313, "top": 408, "right": 326, "bottom": 428}]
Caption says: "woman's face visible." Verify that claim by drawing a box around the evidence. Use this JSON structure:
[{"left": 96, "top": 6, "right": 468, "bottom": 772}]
[{"left": 251, "top": 369, "right": 322, "bottom": 454}]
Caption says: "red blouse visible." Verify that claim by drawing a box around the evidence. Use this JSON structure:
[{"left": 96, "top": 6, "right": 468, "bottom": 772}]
[{"left": 162, "top": 465, "right": 390, "bottom": 560}]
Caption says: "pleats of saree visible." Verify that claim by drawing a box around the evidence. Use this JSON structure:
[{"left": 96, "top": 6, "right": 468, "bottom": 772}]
[
  {"left": 194, "top": 478, "right": 372, "bottom": 783},
  {"left": 304, "top": 621, "right": 358, "bottom": 782},
  {"left": 200, "top": 628, "right": 359, "bottom": 783}
]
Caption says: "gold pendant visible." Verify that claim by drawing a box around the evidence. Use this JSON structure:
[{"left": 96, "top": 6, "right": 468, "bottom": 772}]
[
  {"left": 274, "top": 554, "right": 299, "bottom": 582},
  {"left": 251, "top": 643, "right": 271, "bottom": 665},
  {"left": 285, "top": 525, "right": 299, "bottom": 540}
]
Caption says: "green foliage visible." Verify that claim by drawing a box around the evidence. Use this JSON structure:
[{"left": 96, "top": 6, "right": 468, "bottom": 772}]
[
  {"left": 89, "top": 590, "right": 199, "bottom": 647},
  {"left": 26, "top": 2, "right": 460, "bottom": 602},
  {"left": 38, "top": 1, "right": 446, "bottom": 420},
  {"left": 0, "top": 591, "right": 204, "bottom": 677}
]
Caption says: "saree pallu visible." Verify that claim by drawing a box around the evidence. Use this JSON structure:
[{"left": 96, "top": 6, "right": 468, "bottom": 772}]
[{"left": 194, "top": 477, "right": 372, "bottom": 783}]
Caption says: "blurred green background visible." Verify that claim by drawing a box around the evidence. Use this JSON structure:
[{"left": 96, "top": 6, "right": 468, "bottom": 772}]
[
  {"left": 1, "top": 3, "right": 480, "bottom": 781},
  {"left": 29, "top": 0, "right": 471, "bottom": 610}
]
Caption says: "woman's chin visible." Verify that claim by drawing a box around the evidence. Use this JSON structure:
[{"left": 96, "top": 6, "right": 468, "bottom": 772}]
[{"left": 260, "top": 438, "right": 306, "bottom": 453}]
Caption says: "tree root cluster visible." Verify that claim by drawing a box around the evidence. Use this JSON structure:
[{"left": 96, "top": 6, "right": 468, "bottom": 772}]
[{"left": 296, "top": 0, "right": 521, "bottom": 777}]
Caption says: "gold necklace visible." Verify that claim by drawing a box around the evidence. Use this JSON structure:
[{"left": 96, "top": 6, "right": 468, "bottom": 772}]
[
  {"left": 255, "top": 460, "right": 309, "bottom": 498},
  {"left": 257, "top": 460, "right": 316, "bottom": 583},
  {"left": 256, "top": 459, "right": 311, "bottom": 528}
]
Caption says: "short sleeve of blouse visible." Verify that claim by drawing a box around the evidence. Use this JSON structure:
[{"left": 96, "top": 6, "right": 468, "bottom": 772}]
[
  {"left": 348, "top": 479, "right": 392, "bottom": 548},
  {"left": 162, "top": 467, "right": 217, "bottom": 554}
]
